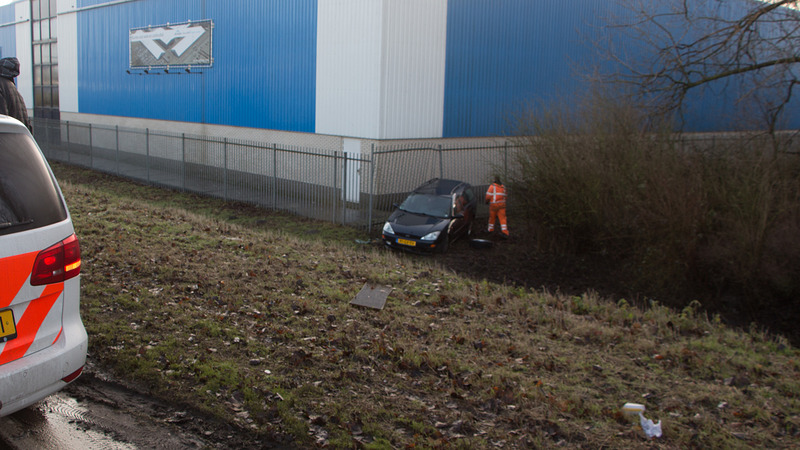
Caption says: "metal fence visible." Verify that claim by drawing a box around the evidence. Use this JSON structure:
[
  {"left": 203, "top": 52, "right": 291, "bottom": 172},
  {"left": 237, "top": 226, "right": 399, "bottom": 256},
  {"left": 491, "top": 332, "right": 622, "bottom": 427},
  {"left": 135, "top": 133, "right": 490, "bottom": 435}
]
[
  {"left": 33, "top": 118, "right": 798, "bottom": 234},
  {"left": 32, "top": 118, "right": 515, "bottom": 234}
]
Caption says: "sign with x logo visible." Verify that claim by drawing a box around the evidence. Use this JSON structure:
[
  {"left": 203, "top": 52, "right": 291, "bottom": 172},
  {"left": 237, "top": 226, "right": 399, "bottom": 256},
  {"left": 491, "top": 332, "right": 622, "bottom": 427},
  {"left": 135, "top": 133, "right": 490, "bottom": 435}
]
[{"left": 129, "top": 20, "right": 213, "bottom": 68}]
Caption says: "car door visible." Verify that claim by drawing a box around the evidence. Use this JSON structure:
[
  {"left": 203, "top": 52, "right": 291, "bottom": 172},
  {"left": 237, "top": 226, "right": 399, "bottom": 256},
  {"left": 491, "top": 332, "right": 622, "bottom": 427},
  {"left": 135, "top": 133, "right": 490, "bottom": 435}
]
[
  {"left": 449, "top": 186, "right": 468, "bottom": 238},
  {"left": 462, "top": 186, "right": 476, "bottom": 221}
]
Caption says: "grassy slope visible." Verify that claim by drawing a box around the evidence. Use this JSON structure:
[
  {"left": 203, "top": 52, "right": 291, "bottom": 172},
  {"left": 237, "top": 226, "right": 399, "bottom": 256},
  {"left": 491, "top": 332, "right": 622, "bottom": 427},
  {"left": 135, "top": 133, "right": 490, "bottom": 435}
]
[{"left": 53, "top": 163, "right": 799, "bottom": 449}]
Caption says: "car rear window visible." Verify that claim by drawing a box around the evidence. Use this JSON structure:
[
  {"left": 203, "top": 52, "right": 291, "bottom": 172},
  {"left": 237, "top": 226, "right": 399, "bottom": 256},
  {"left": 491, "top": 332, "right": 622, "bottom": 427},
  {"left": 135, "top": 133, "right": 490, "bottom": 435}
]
[{"left": 0, "top": 133, "right": 67, "bottom": 236}]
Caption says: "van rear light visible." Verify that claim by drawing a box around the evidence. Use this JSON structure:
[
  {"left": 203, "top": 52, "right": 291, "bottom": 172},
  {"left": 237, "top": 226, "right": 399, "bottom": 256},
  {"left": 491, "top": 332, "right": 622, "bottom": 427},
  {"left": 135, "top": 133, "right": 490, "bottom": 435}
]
[
  {"left": 31, "top": 234, "right": 81, "bottom": 286},
  {"left": 62, "top": 366, "right": 84, "bottom": 383}
]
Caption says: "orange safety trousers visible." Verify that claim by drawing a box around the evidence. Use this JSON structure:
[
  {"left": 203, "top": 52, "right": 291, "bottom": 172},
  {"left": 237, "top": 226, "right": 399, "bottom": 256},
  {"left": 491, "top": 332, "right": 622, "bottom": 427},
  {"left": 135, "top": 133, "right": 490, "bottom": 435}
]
[{"left": 487, "top": 203, "right": 508, "bottom": 236}]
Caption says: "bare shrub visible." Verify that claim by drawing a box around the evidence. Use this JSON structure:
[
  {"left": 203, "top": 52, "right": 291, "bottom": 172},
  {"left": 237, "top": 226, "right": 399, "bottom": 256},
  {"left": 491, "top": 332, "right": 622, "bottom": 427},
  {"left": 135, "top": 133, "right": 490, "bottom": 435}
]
[
  {"left": 510, "top": 94, "right": 800, "bottom": 309},
  {"left": 695, "top": 138, "right": 800, "bottom": 305}
]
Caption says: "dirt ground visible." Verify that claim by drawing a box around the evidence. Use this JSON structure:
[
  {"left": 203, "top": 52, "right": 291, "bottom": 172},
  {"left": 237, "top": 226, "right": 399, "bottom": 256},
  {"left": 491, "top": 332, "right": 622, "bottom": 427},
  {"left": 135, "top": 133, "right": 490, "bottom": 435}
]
[
  {"left": 436, "top": 221, "right": 800, "bottom": 347},
  {"left": 435, "top": 226, "right": 630, "bottom": 303},
  {"left": 62, "top": 365, "right": 280, "bottom": 449},
  {"left": 0, "top": 362, "right": 273, "bottom": 449}
]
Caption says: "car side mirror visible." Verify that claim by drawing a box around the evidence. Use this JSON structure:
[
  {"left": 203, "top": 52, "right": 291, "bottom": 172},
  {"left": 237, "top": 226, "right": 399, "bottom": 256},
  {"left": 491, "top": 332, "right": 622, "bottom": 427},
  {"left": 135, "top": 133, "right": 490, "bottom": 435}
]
[{"left": 452, "top": 212, "right": 464, "bottom": 219}]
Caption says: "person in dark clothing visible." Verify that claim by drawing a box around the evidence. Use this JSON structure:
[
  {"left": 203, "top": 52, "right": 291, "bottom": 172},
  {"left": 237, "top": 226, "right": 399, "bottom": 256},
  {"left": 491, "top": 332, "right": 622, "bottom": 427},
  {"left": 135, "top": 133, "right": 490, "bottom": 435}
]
[{"left": 0, "top": 57, "right": 31, "bottom": 131}]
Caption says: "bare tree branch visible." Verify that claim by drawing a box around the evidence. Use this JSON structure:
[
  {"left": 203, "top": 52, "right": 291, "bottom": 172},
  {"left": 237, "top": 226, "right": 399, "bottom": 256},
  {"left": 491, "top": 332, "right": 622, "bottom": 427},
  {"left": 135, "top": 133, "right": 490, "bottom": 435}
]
[
  {"left": 684, "top": 56, "right": 800, "bottom": 90},
  {"left": 607, "top": 0, "right": 800, "bottom": 132}
]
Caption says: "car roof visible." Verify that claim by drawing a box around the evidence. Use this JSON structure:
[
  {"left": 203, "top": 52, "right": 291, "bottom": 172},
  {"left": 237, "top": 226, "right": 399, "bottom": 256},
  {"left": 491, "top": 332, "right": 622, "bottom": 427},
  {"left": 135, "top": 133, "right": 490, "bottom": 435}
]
[
  {"left": 0, "top": 114, "right": 30, "bottom": 133},
  {"left": 413, "top": 178, "right": 468, "bottom": 196}
]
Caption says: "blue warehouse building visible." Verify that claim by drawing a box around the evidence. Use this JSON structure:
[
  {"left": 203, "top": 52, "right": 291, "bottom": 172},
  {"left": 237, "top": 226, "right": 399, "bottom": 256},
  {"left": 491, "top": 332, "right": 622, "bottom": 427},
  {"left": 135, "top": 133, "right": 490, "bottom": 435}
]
[{"left": 0, "top": 0, "right": 796, "bottom": 143}]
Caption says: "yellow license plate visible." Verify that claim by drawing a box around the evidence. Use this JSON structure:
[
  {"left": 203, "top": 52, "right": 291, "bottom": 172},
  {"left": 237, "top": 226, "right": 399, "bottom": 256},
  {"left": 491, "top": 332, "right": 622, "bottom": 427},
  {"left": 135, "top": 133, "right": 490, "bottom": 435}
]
[
  {"left": 397, "top": 238, "right": 416, "bottom": 247},
  {"left": 0, "top": 309, "right": 17, "bottom": 343}
]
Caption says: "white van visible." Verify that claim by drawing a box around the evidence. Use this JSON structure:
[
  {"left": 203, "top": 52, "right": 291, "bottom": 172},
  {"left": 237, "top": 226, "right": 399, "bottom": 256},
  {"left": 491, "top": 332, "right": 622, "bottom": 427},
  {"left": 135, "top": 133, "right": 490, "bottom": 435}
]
[{"left": 0, "top": 116, "right": 88, "bottom": 416}]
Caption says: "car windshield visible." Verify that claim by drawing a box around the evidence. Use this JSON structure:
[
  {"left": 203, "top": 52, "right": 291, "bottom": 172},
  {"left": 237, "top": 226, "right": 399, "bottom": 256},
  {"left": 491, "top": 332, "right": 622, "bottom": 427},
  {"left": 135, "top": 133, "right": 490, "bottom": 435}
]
[{"left": 398, "top": 193, "right": 452, "bottom": 218}]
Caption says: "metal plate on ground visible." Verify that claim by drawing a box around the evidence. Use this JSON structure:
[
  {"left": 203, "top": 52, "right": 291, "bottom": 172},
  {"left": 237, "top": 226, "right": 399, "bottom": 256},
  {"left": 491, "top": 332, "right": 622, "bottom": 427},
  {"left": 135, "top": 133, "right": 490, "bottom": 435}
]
[
  {"left": 470, "top": 238, "right": 493, "bottom": 249},
  {"left": 350, "top": 284, "right": 392, "bottom": 310}
]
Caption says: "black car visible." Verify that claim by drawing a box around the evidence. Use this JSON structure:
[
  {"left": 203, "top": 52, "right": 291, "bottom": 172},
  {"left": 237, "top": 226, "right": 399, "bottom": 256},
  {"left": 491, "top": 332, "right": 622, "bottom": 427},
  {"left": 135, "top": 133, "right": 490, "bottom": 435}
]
[{"left": 382, "top": 178, "right": 477, "bottom": 253}]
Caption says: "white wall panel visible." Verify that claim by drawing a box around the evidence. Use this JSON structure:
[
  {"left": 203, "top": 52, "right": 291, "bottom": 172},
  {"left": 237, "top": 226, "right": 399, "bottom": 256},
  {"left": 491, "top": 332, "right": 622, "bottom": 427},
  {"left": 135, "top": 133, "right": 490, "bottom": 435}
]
[
  {"left": 380, "top": 0, "right": 447, "bottom": 139},
  {"left": 316, "top": 0, "right": 448, "bottom": 140},
  {"left": 57, "top": 0, "right": 78, "bottom": 113},
  {"left": 14, "top": 1, "right": 32, "bottom": 107},
  {"left": 316, "top": 0, "right": 384, "bottom": 138}
]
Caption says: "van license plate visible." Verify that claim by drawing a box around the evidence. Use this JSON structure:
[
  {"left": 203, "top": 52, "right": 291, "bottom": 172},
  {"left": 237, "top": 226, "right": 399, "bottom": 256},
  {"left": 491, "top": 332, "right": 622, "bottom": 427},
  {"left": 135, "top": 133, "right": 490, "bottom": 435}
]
[
  {"left": 0, "top": 309, "right": 17, "bottom": 342},
  {"left": 397, "top": 238, "right": 416, "bottom": 247}
]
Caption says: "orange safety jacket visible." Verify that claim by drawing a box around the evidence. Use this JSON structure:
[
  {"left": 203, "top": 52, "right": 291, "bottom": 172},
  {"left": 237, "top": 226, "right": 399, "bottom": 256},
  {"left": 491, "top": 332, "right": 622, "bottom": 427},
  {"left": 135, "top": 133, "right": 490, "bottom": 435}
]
[{"left": 486, "top": 183, "right": 507, "bottom": 207}]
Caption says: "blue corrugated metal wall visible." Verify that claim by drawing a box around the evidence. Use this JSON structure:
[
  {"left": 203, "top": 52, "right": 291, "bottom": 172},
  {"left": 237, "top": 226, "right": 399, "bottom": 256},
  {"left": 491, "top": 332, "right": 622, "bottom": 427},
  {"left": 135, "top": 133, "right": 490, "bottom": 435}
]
[
  {"left": 0, "top": 4, "right": 17, "bottom": 58},
  {"left": 72, "top": 0, "right": 797, "bottom": 138},
  {"left": 77, "top": 0, "right": 317, "bottom": 132},
  {"left": 0, "top": 4, "right": 15, "bottom": 24},
  {"left": 442, "top": 0, "right": 800, "bottom": 136},
  {"left": 442, "top": 0, "right": 620, "bottom": 138}
]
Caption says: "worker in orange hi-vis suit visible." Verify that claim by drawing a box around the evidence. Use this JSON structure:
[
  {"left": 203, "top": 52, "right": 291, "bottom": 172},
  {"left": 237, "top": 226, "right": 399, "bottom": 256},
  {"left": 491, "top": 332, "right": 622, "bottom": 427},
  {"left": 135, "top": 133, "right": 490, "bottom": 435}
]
[{"left": 485, "top": 176, "right": 509, "bottom": 237}]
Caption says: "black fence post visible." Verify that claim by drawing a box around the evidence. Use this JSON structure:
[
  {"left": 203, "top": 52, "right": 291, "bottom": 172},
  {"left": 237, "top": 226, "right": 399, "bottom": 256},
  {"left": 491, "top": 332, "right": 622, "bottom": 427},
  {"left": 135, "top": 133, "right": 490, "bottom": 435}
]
[
  {"left": 504, "top": 141, "right": 509, "bottom": 182},
  {"left": 272, "top": 144, "right": 278, "bottom": 210},
  {"left": 342, "top": 151, "right": 348, "bottom": 226},
  {"left": 115, "top": 125, "right": 120, "bottom": 175},
  {"left": 369, "top": 144, "right": 375, "bottom": 233},
  {"left": 88, "top": 123, "right": 93, "bottom": 169},
  {"left": 181, "top": 133, "right": 186, "bottom": 190},
  {"left": 66, "top": 121, "right": 71, "bottom": 164},
  {"left": 146, "top": 128, "right": 150, "bottom": 182},
  {"left": 223, "top": 137, "right": 228, "bottom": 202},
  {"left": 438, "top": 144, "right": 443, "bottom": 179},
  {"left": 333, "top": 150, "right": 339, "bottom": 224}
]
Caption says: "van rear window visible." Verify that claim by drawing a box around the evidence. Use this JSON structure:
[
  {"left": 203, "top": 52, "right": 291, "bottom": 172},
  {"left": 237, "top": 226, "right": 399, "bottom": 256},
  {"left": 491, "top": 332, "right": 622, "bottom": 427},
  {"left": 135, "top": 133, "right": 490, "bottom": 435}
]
[{"left": 0, "top": 133, "right": 67, "bottom": 236}]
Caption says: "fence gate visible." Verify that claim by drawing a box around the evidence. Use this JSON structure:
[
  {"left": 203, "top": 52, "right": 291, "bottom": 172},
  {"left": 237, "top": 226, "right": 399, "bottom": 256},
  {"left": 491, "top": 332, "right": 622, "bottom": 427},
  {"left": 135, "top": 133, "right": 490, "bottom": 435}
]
[{"left": 343, "top": 138, "right": 361, "bottom": 203}]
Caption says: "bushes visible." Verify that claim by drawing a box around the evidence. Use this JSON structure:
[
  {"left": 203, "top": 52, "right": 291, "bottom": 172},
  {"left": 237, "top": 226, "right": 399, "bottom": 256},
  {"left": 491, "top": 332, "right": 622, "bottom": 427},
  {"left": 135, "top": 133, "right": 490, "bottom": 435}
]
[
  {"left": 697, "top": 141, "right": 800, "bottom": 305},
  {"left": 509, "top": 99, "right": 800, "bottom": 310}
]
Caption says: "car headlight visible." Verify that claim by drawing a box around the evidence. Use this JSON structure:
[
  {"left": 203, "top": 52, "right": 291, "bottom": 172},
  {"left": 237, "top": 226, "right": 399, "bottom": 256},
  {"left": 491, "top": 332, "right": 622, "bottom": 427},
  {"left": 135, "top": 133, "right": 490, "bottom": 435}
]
[
  {"left": 421, "top": 231, "right": 440, "bottom": 241},
  {"left": 382, "top": 222, "right": 394, "bottom": 234}
]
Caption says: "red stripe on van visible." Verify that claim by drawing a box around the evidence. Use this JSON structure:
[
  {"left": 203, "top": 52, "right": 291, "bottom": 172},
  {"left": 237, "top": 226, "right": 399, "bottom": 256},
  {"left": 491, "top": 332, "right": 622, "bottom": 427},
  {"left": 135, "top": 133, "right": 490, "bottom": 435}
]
[
  {"left": 0, "top": 252, "right": 39, "bottom": 309},
  {"left": 0, "top": 283, "right": 64, "bottom": 365},
  {"left": 51, "top": 328, "right": 63, "bottom": 345}
]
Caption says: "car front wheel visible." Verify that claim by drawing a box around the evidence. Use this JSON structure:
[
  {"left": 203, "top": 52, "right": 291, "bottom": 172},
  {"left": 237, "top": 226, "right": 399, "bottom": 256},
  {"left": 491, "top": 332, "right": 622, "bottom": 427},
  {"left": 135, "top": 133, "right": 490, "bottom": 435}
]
[{"left": 437, "top": 233, "right": 449, "bottom": 254}]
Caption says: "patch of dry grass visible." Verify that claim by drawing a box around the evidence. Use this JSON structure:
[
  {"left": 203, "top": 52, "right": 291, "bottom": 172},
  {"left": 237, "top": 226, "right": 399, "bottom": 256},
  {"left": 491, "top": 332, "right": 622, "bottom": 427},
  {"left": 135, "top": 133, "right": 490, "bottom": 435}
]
[{"left": 54, "top": 164, "right": 800, "bottom": 448}]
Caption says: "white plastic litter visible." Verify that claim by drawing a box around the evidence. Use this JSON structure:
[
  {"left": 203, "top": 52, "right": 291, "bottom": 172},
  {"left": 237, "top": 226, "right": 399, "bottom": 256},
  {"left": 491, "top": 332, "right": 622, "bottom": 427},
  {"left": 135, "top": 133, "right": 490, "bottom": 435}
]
[
  {"left": 622, "top": 403, "right": 662, "bottom": 439},
  {"left": 639, "top": 413, "right": 662, "bottom": 438}
]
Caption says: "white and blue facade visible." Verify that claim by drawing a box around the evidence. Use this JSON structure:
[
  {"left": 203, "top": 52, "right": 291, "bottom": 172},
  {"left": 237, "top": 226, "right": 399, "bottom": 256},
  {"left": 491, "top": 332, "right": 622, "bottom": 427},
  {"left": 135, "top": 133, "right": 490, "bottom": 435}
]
[
  {"left": 0, "top": 0, "right": 797, "bottom": 143},
  {"left": 0, "top": 1, "right": 32, "bottom": 117}
]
